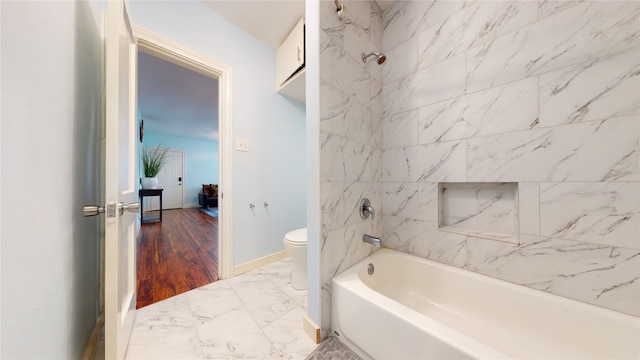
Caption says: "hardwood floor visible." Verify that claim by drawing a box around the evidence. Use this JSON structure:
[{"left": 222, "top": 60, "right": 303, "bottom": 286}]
[{"left": 136, "top": 208, "right": 219, "bottom": 308}]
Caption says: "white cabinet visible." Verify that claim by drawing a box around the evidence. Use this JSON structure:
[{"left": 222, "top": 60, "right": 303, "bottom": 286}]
[{"left": 276, "top": 18, "right": 305, "bottom": 103}]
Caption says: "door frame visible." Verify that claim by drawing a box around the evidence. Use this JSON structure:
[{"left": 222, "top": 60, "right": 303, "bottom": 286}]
[{"left": 134, "top": 26, "right": 233, "bottom": 279}]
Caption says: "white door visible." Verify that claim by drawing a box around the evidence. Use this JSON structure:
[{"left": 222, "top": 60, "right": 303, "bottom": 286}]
[
  {"left": 155, "top": 149, "right": 184, "bottom": 210},
  {"left": 104, "top": 1, "right": 137, "bottom": 358}
]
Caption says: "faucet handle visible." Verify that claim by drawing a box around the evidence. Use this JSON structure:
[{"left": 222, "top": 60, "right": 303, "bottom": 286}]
[{"left": 360, "top": 198, "right": 374, "bottom": 220}]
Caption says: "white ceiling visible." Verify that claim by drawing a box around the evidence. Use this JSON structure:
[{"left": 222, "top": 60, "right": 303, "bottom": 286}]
[
  {"left": 137, "top": 0, "right": 396, "bottom": 141},
  {"left": 200, "top": 0, "right": 395, "bottom": 48},
  {"left": 200, "top": 0, "right": 306, "bottom": 49},
  {"left": 137, "top": 51, "right": 219, "bottom": 141}
]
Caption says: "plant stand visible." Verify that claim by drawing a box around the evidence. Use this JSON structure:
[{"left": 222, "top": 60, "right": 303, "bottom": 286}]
[{"left": 139, "top": 188, "right": 163, "bottom": 223}]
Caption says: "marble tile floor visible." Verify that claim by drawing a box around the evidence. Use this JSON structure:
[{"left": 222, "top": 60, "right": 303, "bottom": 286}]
[{"left": 124, "top": 257, "right": 319, "bottom": 359}]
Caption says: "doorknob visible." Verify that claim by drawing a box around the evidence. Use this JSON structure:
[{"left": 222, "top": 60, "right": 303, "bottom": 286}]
[
  {"left": 178, "top": 177, "right": 182, "bottom": 182},
  {"left": 83, "top": 205, "right": 104, "bottom": 217},
  {"left": 119, "top": 202, "right": 139, "bottom": 215},
  {"left": 84, "top": 201, "right": 139, "bottom": 217}
]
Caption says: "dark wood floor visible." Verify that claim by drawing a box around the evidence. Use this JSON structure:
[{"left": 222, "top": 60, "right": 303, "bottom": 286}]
[{"left": 136, "top": 208, "right": 219, "bottom": 308}]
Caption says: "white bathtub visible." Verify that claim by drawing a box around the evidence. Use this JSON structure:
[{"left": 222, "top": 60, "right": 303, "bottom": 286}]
[{"left": 331, "top": 248, "right": 640, "bottom": 359}]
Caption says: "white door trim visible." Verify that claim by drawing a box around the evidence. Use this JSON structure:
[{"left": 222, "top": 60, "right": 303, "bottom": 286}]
[{"left": 134, "top": 26, "right": 234, "bottom": 280}]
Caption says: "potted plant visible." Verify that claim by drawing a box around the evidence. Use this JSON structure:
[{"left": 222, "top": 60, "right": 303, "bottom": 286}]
[{"left": 141, "top": 144, "right": 169, "bottom": 189}]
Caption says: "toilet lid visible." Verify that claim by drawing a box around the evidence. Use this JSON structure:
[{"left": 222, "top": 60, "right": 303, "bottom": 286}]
[{"left": 285, "top": 228, "right": 307, "bottom": 244}]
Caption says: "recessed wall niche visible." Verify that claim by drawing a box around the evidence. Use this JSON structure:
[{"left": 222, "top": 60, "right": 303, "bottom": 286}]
[{"left": 438, "top": 182, "right": 519, "bottom": 244}]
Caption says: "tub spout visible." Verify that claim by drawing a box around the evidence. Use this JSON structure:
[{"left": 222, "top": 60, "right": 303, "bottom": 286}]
[{"left": 363, "top": 234, "right": 382, "bottom": 248}]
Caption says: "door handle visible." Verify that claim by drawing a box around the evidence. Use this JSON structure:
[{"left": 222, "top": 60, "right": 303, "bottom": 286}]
[
  {"left": 119, "top": 202, "right": 139, "bottom": 215},
  {"left": 178, "top": 177, "right": 182, "bottom": 182},
  {"left": 83, "top": 205, "right": 104, "bottom": 217},
  {"left": 84, "top": 201, "right": 139, "bottom": 217}
]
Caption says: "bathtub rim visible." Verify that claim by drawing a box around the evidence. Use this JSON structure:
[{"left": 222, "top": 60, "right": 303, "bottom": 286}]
[
  {"left": 340, "top": 248, "right": 638, "bottom": 321},
  {"left": 331, "top": 248, "right": 640, "bottom": 359}
]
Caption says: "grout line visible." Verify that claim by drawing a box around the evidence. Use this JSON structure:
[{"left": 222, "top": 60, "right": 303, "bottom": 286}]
[
  {"left": 227, "top": 273, "right": 265, "bottom": 330},
  {"left": 183, "top": 291, "right": 206, "bottom": 360},
  {"left": 231, "top": 260, "right": 312, "bottom": 355}
]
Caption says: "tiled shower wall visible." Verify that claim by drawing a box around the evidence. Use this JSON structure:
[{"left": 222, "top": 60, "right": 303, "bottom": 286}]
[
  {"left": 381, "top": 1, "right": 639, "bottom": 316},
  {"left": 318, "top": 0, "right": 384, "bottom": 334}
]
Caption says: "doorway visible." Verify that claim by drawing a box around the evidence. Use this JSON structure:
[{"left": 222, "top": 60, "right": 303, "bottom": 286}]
[{"left": 134, "top": 27, "right": 234, "bottom": 307}]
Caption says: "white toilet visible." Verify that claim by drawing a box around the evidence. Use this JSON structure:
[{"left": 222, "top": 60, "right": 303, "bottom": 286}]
[{"left": 283, "top": 228, "right": 307, "bottom": 290}]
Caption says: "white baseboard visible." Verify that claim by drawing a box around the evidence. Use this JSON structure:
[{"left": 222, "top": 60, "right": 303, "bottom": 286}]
[
  {"left": 184, "top": 203, "right": 201, "bottom": 209},
  {"left": 303, "top": 313, "right": 321, "bottom": 344},
  {"left": 233, "top": 250, "right": 288, "bottom": 276}
]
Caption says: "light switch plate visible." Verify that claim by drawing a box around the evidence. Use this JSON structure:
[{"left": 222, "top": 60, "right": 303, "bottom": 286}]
[{"left": 236, "top": 138, "right": 250, "bottom": 152}]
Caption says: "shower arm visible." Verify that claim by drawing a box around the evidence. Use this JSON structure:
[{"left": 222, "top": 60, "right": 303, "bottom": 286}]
[
  {"left": 335, "top": 0, "right": 345, "bottom": 20},
  {"left": 362, "top": 51, "right": 387, "bottom": 65}
]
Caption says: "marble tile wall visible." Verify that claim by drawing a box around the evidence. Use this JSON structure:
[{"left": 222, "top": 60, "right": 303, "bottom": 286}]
[
  {"left": 380, "top": 0, "right": 640, "bottom": 317},
  {"left": 318, "top": 0, "right": 384, "bottom": 336}
]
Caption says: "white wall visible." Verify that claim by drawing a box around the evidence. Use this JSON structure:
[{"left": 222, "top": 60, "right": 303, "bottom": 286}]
[
  {"left": 129, "top": 0, "right": 307, "bottom": 265},
  {"left": 305, "top": 0, "right": 322, "bottom": 332},
  {"left": 0, "top": 0, "right": 104, "bottom": 357}
]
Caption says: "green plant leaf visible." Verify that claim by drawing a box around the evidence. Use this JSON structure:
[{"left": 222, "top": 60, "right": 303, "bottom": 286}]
[{"left": 142, "top": 144, "right": 169, "bottom": 177}]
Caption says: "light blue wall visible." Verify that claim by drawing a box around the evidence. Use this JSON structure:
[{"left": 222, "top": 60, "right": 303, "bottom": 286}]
[
  {"left": 1, "top": 0, "right": 104, "bottom": 357},
  {"left": 144, "top": 132, "right": 218, "bottom": 206},
  {"left": 129, "top": 0, "right": 307, "bottom": 265}
]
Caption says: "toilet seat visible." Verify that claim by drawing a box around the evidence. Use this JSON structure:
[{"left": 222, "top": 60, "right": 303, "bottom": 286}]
[{"left": 284, "top": 228, "right": 307, "bottom": 245}]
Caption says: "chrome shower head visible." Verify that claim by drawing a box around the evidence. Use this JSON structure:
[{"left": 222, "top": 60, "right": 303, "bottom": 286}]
[{"left": 362, "top": 51, "right": 386, "bottom": 65}]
